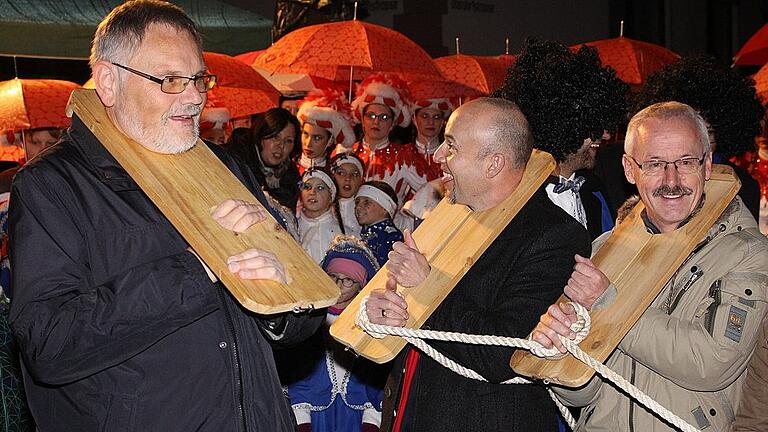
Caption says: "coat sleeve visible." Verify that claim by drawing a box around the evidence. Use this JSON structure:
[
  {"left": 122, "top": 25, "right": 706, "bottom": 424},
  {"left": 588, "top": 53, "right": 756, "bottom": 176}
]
[
  {"left": 424, "top": 220, "right": 591, "bottom": 383},
  {"left": 618, "top": 247, "right": 768, "bottom": 392},
  {"left": 8, "top": 169, "right": 219, "bottom": 386},
  {"left": 733, "top": 315, "right": 768, "bottom": 431}
]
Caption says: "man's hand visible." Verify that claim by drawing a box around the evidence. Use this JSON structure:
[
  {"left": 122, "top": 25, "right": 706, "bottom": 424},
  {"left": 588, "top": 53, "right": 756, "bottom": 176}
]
[
  {"left": 228, "top": 248, "right": 287, "bottom": 284},
  {"left": 365, "top": 276, "right": 409, "bottom": 327},
  {"left": 387, "top": 230, "right": 430, "bottom": 288},
  {"left": 531, "top": 303, "right": 578, "bottom": 354},
  {"left": 564, "top": 254, "right": 610, "bottom": 310},
  {"left": 211, "top": 199, "right": 267, "bottom": 233}
]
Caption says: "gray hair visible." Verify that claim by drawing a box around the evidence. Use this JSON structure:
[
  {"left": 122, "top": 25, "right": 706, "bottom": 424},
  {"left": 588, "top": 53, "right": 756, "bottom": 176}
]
[
  {"left": 625, "top": 101, "right": 710, "bottom": 156},
  {"left": 90, "top": 0, "right": 202, "bottom": 69},
  {"left": 470, "top": 97, "right": 534, "bottom": 169}
]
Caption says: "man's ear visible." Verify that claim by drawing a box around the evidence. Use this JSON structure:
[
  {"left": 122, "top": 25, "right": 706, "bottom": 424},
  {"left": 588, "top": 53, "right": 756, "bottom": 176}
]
[
  {"left": 622, "top": 154, "right": 637, "bottom": 185},
  {"left": 92, "top": 61, "right": 118, "bottom": 107},
  {"left": 486, "top": 153, "right": 506, "bottom": 178}
]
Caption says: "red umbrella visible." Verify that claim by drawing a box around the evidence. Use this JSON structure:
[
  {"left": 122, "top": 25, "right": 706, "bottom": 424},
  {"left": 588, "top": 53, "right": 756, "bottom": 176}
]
[
  {"left": 408, "top": 77, "right": 484, "bottom": 101},
  {"left": 234, "top": 49, "right": 266, "bottom": 66},
  {"left": 734, "top": 23, "right": 768, "bottom": 66},
  {"left": 254, "top": 20, "right": 442, "bottom": 82},
  {"left": 571, "top": 37, "right": 679, "bottom": 85},
  {"left": 433, "top": 54, "right": 509, "bottom": 95},
  {"left": 0, "top": 78, "right": 80, "bottom": 131},
  {"left": 203, "top": 52, "right": 280, "bottom": 118}
]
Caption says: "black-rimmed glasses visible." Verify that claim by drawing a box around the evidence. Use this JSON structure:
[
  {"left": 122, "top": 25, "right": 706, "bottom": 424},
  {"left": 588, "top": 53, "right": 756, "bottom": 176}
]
[{"left": 112, "top": 62, "right": 216, "bottom": 94}]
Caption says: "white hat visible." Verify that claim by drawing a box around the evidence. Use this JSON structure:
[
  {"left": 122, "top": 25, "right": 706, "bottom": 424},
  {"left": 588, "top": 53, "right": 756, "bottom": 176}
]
[
  {"left": 356, "top": 184, "right": 397, "bottom": 218},
  {"left": 412, "top": 98, "right": 454, "bottom": 121},
  {"left": 200, "top": 106, "right": 231, "bottom": 131},
  {"left": 351, "top": 73, "right": 413, "bottom": 128},
  {"left": 297, "top": 87, "right": 356, "bottom": 150},
  {"left": 301, "top": 168, "right": 337, "bottom": 201}
]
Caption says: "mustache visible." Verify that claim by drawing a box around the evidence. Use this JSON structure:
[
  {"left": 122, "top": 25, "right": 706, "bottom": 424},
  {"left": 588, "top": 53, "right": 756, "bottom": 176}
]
[
  {"left": 167, "top": 105, "right": 202, "bottom": 118},
  {"left": 652, "top": 184, "right": 693, "bottom": 197}
]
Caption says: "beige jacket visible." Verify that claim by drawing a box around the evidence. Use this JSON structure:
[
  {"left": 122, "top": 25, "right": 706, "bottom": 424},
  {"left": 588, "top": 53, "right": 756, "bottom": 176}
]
[
  {"left": 732, "top": 314, "right": 768, "bottom": 431},
  {"left": 555, "top": 197, "right": 768, "bottom": 432}
]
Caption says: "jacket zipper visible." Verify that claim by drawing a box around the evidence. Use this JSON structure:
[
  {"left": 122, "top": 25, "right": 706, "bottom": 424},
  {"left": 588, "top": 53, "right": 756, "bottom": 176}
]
[
  {"left": 704, "top": 280, "right": 722, "bottom": 335},
  {"left": 668, "top": 267, "right": 704, "bottom": 314},
  {"left": 217, "top": 284, "right": 247, "bottom": 432},
  {"left": 629, "top": 359, "right": 636, "bottom": 432}
]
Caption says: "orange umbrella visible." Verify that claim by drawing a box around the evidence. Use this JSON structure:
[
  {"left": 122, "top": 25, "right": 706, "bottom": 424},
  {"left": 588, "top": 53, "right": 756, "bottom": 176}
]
[
  {"left": 571, "top": 37, "right": 679, "bottom": 85},
  {"left": 234, "top": 49, "right": 266, "bottom": 65},
  {"left": 202, "top": 52, "right": 280, "bottom": 118},
  {"left": 0, "top": 78, "right": 80, "bottom": 132},
  {"left": 734, "top": 23, "right": 768, "bottom": 66},
  {"left": 254, "top": 20, "right": 441, "bottom": 82},
  {"left": 408, "top": 77, "right": 484, "bottom": 101},
  {"left": 433, "top": 54, "right": 509, "bottom": 95}
]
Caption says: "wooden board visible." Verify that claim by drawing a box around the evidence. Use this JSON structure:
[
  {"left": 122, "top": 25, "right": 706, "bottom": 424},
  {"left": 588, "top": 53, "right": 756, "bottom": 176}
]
[
  {"left": 330, "top": 150, "right": 556, "bottom": 363},
  {"left": 511, "top": 164, "right": 740, "bottom": 387},
  {"left": 67, "top": 89, "right": 339, "bottom": 315}
]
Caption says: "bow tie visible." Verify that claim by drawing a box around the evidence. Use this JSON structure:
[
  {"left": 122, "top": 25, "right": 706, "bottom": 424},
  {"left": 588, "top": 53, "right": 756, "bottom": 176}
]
[{"left": 552, "top": 176, "right": 585, "bottom": 194}]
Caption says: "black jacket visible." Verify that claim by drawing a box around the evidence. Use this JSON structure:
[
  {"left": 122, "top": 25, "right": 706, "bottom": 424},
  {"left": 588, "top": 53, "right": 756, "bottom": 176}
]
[
  {"left": 8, "top": 116, "right": 322, "bottom": 431},
  {"left": 381, "top": 188, "right": 591, "bottom": 432}
]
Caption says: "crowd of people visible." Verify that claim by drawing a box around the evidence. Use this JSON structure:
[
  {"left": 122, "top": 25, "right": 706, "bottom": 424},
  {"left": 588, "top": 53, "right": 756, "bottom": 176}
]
[{"left": 2, "top": 0, "right": 768, "bottom": 431}]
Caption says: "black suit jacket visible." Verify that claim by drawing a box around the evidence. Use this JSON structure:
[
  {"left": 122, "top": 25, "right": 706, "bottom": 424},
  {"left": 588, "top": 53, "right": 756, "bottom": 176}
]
[{"left": 381, "top": 188, "right": 591, "bottom": 432}]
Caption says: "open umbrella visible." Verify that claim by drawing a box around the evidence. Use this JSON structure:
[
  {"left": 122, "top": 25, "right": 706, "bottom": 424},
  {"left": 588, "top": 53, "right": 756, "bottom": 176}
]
[
  {"left": 0, "top": 78, "right": 80, "bottom": 131},
  {"left": 234, "top": 49, "right": 266, "bottom": 66},
  {"left": 408, "top": 77, "right": 484, "bottom": 101},
  {"left": 571, "top": 36, "right": 679, "bottom": 85},
  {"left": 734, "top": 23, "right": 768, "bottom": 66},
  {"left": 203, "top": 52, "right": 280, "bottom": 118},
  {"left": 434, "top": 54, "right": 509, "bottom": 95},
  {"left": 254, "top": 20, "right": 442, "bottom": 82}
]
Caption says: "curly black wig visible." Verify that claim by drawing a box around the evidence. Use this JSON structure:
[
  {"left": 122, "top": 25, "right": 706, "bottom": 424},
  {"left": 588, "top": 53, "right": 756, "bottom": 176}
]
[
  {"left": 633, "top": 56, "right": 764, "bottom": 158},
  {"left": 492, "top": 39, "right": 628, "bottom": 163}
]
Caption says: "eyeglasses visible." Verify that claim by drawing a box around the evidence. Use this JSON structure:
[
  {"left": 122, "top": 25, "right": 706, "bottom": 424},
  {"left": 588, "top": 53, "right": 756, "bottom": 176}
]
[
  {"left": 364, "top": 112, "right": 392, "bottom": 122},
  {"left": 418, "top": 112, "right": 443, "bottom": 121},
  {"left": 626, "top": 153, "right": 707, "bottom": 175},
  {"left": 329, "top": 273, "right": 360, "bottom": 289},
  {"left": 298, "top": 182, "right": 330, "bottom": 192},
  {"left": 112, "top": 62, "right": 216, "bottom": 94}
]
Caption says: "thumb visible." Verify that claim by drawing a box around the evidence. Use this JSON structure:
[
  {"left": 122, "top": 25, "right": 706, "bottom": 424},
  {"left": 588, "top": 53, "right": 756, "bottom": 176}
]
[
  {"left": 574, "top": 254, "right": 591, "bottom": 264},
  {"left": 386, "top": 274, "right": 398, "bottom": 292},
  {"left": 403, "top": 229, "right": 418, "bottom": 250}
]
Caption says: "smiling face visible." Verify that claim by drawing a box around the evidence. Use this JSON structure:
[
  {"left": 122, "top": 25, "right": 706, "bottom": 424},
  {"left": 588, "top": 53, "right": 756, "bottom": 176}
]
[
  {"left": 414, "top": 107, "right": 445, "bottom": 141},
  {"left": 301, "top": 122, "right": 331, "bottom": 159},
  {"left": 433, "top": 107, "right": 489, "bottom": 209},
  {"left": 334, "top": 162, "right": 363, "bottom": 199},
  {"left": 108, "top": 23, "right": 206, "bottom": 154},
  {"left": 623, "top": 116, "right": 712, "bottom": 233},
  {"left": 354, "top": 196, "right": 389, "bottom": 225},
  {"left": 260, "top": 124, "right": 296, "bottom": 167},
  {"left": 300, "top": 177, "right": 333, "bottom": 218},
  {"left": 361, "top": 104, "right": 395, "bottom": 143}
]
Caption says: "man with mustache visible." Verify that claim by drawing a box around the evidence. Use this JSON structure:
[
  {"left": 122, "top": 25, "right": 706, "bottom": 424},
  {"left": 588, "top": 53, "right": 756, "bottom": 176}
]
[
  {"left": 364, "top": 97, "right": 591, "bottom": 431},
  {"left": 7, "top": 1, "right": 322, "bottom": 430},
  {"left": 532, "top": 101, "right": 768, "bottom": 432}
]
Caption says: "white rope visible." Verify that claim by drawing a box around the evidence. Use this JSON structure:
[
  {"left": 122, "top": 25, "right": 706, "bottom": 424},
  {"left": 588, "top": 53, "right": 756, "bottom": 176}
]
[{"left": 357, "top": 297, "right": 700, "bottom": 432}]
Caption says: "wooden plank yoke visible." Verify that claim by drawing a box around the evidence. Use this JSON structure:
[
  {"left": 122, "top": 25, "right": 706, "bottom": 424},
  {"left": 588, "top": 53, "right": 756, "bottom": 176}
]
[
  {"left": 330, "top": 150, "right": 556, "bottom": 363},
  {"left": 511, "top": 164, "right": 741, "bottom": 387},
  {"left": 66, "top": 89, "right": 339, "bottom": 315}
]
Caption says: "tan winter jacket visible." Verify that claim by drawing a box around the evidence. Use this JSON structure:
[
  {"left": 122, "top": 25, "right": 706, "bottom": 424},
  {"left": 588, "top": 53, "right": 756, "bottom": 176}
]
[
  {"left": 554, "top": 197, "right": 768, "bottom": 432},
  {"left": 732, "top": 314, "right": 768, "bottom": 431}
]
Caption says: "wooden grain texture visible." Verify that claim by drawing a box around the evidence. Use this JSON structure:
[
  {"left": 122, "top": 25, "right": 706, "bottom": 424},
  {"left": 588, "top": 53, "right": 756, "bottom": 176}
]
[
  {"left": 510, "top": 164, "right": 740, "bottom": 387},
  {"left": 67, "top": 89, "right": 339, "bottom": 315},
  {"left": 330, "top": 150, "right": 556, "bottom": 363}
]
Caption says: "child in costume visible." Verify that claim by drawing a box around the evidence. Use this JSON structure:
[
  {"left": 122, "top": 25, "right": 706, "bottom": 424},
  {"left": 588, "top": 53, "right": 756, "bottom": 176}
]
[
  {"left": 282, "top": 236, "right": 385, "bottom": 432},
  {"left": 297, "top": 168, "right": 344, "bottom": 263},
  {"left": 330, "top": 153, "right": 365, "bottom": 238},
  {"left": 296, "top": 88, "right": 356, "bottom": 174},
  {"left": 355, "top": 181, "right": 403, "bottom": 266}
]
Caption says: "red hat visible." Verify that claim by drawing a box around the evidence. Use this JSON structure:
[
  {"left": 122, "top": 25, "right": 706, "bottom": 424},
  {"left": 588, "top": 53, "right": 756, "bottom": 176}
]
[
  {"left": 297, "top": 87, "right": 356, "bottom": 151},
  {"left": 352, "top": 73, "right": 413, "bottom": 128}
]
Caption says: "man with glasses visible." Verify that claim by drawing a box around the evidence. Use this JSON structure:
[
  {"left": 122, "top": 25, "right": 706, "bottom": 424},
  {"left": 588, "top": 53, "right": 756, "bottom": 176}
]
[
  {"left": 532, "top": 101, "right": 768, "bottom": 432},
  {"left": 8, "top": 1, "right": 321, "bottom": 431}
]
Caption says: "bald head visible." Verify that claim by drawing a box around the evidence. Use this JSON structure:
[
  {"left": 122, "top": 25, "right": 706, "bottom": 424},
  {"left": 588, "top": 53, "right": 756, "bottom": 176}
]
[{"left": 452, "top": 98, "right": 533, "bottom": 170}]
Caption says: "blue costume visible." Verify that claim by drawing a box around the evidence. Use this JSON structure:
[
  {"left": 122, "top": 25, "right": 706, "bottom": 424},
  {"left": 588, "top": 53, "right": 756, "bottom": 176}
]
[{"left": 360, "top": 219, "right": 403, "bottom": 266}]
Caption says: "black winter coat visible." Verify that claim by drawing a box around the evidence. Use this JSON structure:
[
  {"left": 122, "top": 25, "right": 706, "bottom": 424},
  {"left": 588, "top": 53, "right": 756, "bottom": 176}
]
[
  {"left": 381, "top": 189, "right": 591, "bottom": 432},
  {"left": 8, "top": 116, "right": 322, "bottom": 431}
]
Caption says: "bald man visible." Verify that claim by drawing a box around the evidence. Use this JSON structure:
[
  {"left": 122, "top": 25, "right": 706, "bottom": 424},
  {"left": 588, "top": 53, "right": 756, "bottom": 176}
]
[{"left": 365, "top": 98, "right": 591, "bottom": 431}]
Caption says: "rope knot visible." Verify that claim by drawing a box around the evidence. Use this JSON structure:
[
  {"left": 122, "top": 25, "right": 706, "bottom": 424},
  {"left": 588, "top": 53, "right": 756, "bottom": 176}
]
[{"left": 529, "top": 302, "right": 591, "bottom": 358}]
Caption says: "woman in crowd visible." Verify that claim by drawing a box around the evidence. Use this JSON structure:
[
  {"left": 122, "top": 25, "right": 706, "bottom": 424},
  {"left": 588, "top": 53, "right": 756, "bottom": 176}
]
[{"left": 296, "top": 88, "right": 356, "bottom": 174}]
